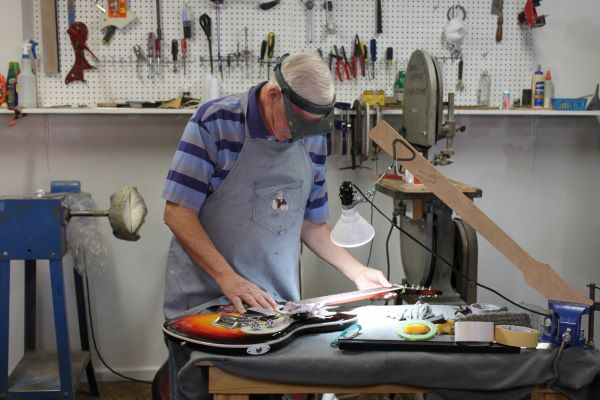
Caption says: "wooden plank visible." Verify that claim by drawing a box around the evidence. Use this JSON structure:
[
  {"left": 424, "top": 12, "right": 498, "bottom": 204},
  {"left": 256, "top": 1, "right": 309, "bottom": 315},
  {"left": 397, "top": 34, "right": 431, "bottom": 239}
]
[
  {"left": 40, "top": 0, "right": 60, "bottom": 74},
  {"left": 369, "top": 121, "right": 592, "bottom": 306},
  {"left": 208, "top": 367, "right": 425, "bottom": 394}
]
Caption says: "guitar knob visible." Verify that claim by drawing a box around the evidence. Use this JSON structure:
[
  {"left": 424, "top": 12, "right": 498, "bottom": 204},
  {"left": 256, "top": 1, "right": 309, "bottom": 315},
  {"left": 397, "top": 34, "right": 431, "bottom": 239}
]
[
  {"left": 251, "top": 321, "right": 260, "bottom": 331},
  {"left": 266, "top": 320, "right": 274, "bottom": 328}
]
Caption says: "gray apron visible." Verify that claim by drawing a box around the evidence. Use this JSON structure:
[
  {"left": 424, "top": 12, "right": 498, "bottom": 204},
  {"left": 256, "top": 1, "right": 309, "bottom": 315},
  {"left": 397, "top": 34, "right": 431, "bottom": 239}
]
[{"left": 164, "top": 90, "right": 314, "bottom": 319}]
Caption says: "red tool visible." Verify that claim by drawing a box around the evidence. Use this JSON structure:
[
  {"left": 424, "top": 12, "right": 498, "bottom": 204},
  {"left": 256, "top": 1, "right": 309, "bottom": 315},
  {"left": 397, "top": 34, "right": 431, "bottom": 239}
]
[
  {"left": 351, "top": 34, "right": 365, "bottom": 79},
  {"left": 333, "top": 45, "right": 349, "bottom": 82},
  {"left": 339, "top": 46, "right": 351, "bottom": 80},
  {"left": 65, "top": 22, "right": 99, "bottom": 84},
  {"left": 518, "top": 0, "right": 546, "bottom": 28}
]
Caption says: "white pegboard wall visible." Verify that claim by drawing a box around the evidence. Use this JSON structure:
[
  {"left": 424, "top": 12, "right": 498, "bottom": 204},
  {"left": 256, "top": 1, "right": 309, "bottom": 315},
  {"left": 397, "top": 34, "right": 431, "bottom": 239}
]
[{"left": 33, "top": 0, "right": 533, "bottom": 107}]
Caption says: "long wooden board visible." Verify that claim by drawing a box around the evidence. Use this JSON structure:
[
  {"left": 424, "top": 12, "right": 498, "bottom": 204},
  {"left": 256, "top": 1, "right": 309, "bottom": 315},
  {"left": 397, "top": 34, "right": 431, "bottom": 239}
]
[
  {"left": 369, "top": 121, "right": 591, "bottom": 306},
  {"left": 40, "top": 0, "right": 60, "bottom": 74}
]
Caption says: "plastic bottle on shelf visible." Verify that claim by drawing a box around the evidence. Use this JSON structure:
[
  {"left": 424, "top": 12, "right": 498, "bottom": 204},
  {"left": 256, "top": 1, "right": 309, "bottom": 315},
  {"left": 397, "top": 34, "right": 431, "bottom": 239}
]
[
  {"left": 0, "top": 73, "right": 6, "bottom": 105},
  {"left": 531, "top": 64, "right": 544, "bottom": 108},
  {"left": 17, "top": 42, "right": 37, "bottom": 108},
  {"left": 543, "top": 70, "right": 554, "bottom": 109},
  {"left": 6, "top": 62, "right": 19, "bottom": 109},
  {"left": 477, "top": 70, "right": 491, "bottom": 106},
  {"left": 393, "top": 70, "right": 405, "bottom": 105}
]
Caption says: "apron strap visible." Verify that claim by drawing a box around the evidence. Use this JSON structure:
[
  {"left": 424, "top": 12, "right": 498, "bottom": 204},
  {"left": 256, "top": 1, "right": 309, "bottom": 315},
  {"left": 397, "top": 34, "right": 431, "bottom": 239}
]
[{"left": 240, "top": 90, "right": 251, "bottom": 139}]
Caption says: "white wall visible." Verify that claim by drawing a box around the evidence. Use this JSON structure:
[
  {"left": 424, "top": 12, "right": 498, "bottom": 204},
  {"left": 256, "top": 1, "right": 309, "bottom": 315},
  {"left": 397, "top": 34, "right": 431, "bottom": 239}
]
[{"left": 1, "top": 0, "right": 599, "bottom": 381}]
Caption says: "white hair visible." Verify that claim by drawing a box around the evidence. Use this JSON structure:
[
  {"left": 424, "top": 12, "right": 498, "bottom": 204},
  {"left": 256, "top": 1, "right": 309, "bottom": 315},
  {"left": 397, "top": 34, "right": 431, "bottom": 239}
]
[{"left": 271, "top": 52, "right": 335, "bottom": 106}]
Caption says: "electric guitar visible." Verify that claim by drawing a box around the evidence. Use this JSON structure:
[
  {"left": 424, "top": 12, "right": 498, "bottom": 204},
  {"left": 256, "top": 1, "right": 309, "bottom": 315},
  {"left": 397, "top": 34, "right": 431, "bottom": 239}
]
[{"left": 163, "top": 285, "right": 441, "bottom": 355}]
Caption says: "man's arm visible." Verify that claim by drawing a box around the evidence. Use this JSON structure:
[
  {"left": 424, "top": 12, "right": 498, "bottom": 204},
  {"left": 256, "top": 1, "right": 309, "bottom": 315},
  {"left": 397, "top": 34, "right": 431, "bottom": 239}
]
[
  {"left": 300, "top": 220, "right": 391, "bottom": 289},
  {"left": 164, "top": 201, "right": 278, "bottom": 312}
]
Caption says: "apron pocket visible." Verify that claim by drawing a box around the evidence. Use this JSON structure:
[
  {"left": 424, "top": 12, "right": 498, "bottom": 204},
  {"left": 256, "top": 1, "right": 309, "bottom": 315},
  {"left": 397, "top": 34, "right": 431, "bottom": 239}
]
[{"left": 253, "top": 181, "right": 303, "bottom": 235}]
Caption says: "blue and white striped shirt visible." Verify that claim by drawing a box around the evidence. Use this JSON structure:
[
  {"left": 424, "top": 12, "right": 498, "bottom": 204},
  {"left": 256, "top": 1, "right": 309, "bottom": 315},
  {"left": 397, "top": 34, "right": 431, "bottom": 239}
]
[{"left": 162, "top": 82, "right": 329, "bottom": 224}]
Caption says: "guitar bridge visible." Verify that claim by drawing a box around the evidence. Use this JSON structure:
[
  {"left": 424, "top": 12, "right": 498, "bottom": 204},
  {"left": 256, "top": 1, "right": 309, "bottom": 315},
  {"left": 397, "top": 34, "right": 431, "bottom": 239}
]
[{"left": 213, "top": 314, "right": 241, "bottom": 329}]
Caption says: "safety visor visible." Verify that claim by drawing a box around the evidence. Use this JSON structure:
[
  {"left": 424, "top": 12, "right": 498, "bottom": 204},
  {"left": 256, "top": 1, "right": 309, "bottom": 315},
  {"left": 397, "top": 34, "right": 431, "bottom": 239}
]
[{"left": 273, "top": 55, "right": 335, "bottom": 139}]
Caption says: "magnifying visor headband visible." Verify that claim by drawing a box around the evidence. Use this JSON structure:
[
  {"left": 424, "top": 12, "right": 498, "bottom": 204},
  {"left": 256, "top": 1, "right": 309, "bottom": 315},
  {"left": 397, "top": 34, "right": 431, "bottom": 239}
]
[{"left": 273, "top": 55, "right": 335, "bottom": 139}]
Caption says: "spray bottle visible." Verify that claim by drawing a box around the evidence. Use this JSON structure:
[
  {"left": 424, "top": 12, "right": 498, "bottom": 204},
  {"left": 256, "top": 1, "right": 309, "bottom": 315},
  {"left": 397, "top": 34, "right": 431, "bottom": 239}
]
[{"left": 17, "top": 41, "right": 37, "bottom": 108}]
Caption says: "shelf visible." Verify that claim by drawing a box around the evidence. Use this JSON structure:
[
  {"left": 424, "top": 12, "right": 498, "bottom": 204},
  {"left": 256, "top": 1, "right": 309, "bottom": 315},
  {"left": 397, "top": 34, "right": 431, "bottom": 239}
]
[{"left": 6, "top": 107, "right": 600, "bottom": 117}]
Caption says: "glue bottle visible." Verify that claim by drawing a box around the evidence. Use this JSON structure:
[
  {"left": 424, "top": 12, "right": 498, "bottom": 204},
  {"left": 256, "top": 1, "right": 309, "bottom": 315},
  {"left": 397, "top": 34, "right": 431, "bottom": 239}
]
[
  {"left": 17, "top": 42, "right": 37, "bottom": 108},
  {"left": 531, "top": 64, "right": 544, "bottom": 108}
]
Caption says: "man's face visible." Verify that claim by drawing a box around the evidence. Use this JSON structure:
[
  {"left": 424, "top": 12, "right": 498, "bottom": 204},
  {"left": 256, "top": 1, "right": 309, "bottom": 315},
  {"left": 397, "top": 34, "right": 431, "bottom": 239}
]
[{"left": 271, "top": 94, "right": 324, "bottom": 141}]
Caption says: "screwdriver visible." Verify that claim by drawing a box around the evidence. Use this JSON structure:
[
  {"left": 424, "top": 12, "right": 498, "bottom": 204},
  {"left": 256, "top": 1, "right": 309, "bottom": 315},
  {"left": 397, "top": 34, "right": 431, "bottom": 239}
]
[
  {"left": 370, "top": 39, "right": 377, "bottom": 80},
  {"left": 267, "top": 32, "right": 275, "bottom": 79},
  {"left": 181, "top": 38, "right": 187, "bottom": 75},
  {"left": 386, "top": 47, "right": 393, "bottom": 84},
  {"left": 171, "top": 39, "right": 179, "bottom": 73},
  {"left": 259, "top": 40, "right": 267, "bottom": 79}
]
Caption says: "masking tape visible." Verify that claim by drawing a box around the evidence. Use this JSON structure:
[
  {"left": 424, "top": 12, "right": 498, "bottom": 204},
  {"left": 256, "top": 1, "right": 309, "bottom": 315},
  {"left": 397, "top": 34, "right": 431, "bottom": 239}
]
[
  {"left": 469, "top": 303, "right": 503, "bottom": 315},
  {"left": 397, "top": 319, "right": 437, "bottom": 341},
  {"left": 454, "top": 321, "right": 494, "bottom": 342},
  {"left": 494, "top": 325, "right": 540, "bottom": 348}
]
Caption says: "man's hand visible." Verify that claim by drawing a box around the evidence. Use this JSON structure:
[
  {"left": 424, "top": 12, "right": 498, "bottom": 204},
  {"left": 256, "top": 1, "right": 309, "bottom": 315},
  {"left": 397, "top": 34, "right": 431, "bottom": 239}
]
[
  {"left": 351, "top": 265, "right": 392, "bottom": 291},
  {"left": 218, "top": 273, "right": 279, "bottom": 313}
]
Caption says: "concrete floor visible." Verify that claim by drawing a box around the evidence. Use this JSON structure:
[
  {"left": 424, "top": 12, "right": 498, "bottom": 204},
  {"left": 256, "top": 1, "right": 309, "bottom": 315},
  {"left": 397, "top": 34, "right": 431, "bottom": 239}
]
[{"left": 77, "top": 381, "right": 152, "bottom": 400}]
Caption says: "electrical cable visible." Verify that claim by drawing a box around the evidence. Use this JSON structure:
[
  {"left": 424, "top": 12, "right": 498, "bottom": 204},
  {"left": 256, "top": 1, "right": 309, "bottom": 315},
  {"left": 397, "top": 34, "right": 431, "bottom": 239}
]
[
  {"left": 385, "top": 215, "right": 395, "bottom": 282},
  {"left": 84, "top": 274, "right": 152, "bottom": 384},
  {"left": 352, "top": 183, "right": 550, "bottom": 318}
]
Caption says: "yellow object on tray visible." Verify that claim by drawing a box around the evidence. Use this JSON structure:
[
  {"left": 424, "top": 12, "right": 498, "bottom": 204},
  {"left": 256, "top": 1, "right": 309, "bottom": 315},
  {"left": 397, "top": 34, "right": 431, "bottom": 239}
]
[{"left": 362, "top": 90, "right": 385, "bottom": 106}]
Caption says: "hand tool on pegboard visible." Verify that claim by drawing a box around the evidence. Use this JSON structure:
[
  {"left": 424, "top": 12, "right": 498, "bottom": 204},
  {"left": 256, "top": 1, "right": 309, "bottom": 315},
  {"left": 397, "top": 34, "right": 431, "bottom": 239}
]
[
  {"left": 491, "top": 0, "right": 503, "bottom": 42},
  {"left": 302, "top": 1, "right": 315, "bottom": 43},
  {"left": 375, "top": 0, "right": 383, "bottom": 34},
  {"left": 259, "top": 0, "right": 280, "bottom": 10},
  {"left": 65, "top": 22, "right": 99, "bottom": 84},
  {"left": 369, "top": 39, "right": 377, "bottom": 80},
  {"left": 456, "top": 56, "right": 464, "bottom": 91},
  {"left": 181, "top": 38, "right": 188, "bottom": 75},
  {"left": 333, "top": 45, "right": 349, "bottom": 82},
  {"left": 243, "top": 27, "right": 250, "bottom": 79},
  {"left": 133, "top": 45, "right": 148, "bottom": 81},
  {"left": 266, "top": 32, "right": 275, "bottom": 80},
  {"left": 213, "top": 0, "right": 224, "bottom": 80},
  {"left": 351, "top": 35, "right": 365, "bottom": 79},
  {"left": 199, "top": 13, "right": 213, "bottom": 74},
  {"left": 155, "top": 0, "right": 163, "bottom": 76},
  {"left": 172, "top": 39, "right": 179, "bottom": 73},
  {"left": 96, "top": 0, "right": 137, "bottom": 45},
  {"left": 147, "top": 32, "right": 155, "bottom": 79},
  {"left": 361, "top": 42, "right": 369, "bottom": 79},
  {"left": 518, "top": 0, "right": 546, "bottom": 29},
  {"left": 324, "top": 0, "right": 336, "bottom": 34},
  {"left": 41, "top": 0, "right": 60, "bottom": 74},
  {"left": 385, "top": 47, "right": 393, "bottom": 86},
  {"left": 258, "top": 39, "right": 267, "bottom": 78},
  {"left": 68, "top": 0, "right": 76, "bottom": 26}
]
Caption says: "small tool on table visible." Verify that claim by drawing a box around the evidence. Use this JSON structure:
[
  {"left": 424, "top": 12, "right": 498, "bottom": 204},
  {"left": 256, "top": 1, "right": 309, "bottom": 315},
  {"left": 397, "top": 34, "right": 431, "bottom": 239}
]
[{"left": 199, "top": 13, "right": 213, "bottom": 75}]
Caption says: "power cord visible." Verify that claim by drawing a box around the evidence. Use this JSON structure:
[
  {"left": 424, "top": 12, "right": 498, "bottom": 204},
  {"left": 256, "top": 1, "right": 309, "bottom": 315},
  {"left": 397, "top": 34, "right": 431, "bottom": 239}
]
[
  {"left": 84, "top": 274, "right": 153, "bottom": 384},
  {"left": 352, "top": 183, "right": 550, "bottom": 318}
]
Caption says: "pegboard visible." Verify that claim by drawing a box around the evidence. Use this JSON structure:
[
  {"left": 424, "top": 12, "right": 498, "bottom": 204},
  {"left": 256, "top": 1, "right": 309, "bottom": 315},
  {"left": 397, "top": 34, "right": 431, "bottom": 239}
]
[{"left": 33, "top": 0, "right": 533, "bottom": 107}]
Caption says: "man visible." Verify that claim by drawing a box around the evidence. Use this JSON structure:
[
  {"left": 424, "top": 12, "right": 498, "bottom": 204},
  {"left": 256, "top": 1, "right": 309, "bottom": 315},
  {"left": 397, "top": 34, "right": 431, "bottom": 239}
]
[{"left": 162, "top": 52, "right": 390, "bottom": 399}]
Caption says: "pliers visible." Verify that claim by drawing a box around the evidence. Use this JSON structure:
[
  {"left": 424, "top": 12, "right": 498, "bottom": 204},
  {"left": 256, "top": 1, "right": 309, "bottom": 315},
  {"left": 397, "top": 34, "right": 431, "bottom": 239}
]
[
  {"left": 351, "top": 34, "right": 365, "bottom": 79},
  {"left": 133, "top": 45, "right": 148, "bottom": 80},
  {"left": 338, "top": 45, "right": 351, "bottom": 81},
  {"left": 333, "top": 45, "right": 350, "bottom": 82}
]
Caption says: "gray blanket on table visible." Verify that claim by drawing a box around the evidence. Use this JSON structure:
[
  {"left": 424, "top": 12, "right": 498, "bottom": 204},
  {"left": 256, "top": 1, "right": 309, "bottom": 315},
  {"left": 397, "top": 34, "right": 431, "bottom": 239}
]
[{"left": 184, "top": 306, "right": 600, "bottom": 400}]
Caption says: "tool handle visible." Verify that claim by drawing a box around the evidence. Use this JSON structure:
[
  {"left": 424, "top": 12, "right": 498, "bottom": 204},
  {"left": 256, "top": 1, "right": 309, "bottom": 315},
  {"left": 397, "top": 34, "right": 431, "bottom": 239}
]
[
  {"left": 260, "top": 40, "right": 267, "bottom": 61},
  {"left": 171, "top": 39, "right": 178, "bottom": 61},
  {"left": 458, "top": 58, "right": 463, "bottom": 80},
  {"left": 267, "top": 32, "right": 275, "bottom": 58},
  {"left": 386, "top": 47, "right": 393, "bottom": 64},
  {"left": 181, "top": 38, "right": 187, "bottom": 55},
  {"left": 370, "top": 39, "right": 377, "bottom": 62},
  {"left": 147, "top": 32, "right": 155, "bottom": 59},
  {"left": 376, "top": 0, "right": 382, "bottom": 34},
  {"left": 156, "top": 37, "right": 161, "bottom": 58},
  {"left": 496, "top": 15, "right": 503, "bottom": 42}
]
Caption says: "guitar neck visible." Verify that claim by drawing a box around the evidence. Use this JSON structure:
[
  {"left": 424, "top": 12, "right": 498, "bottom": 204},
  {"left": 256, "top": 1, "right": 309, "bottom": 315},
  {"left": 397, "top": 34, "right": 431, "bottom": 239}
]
[{"left": 297, "top": 285, "right": 404, "bottom": 307}]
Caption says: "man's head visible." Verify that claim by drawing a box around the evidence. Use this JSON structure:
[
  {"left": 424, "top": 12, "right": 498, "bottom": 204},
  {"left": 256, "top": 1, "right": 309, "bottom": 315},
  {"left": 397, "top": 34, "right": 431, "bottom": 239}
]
[{"left": 258, "top": 52, "right": 335, "bottom": 141}]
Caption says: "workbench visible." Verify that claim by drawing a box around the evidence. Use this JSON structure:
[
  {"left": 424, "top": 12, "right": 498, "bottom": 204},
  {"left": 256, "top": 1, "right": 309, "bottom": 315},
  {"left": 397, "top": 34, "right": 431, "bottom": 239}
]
[{"left": 179, "top": 306, "right": 600, "bottom": 400}]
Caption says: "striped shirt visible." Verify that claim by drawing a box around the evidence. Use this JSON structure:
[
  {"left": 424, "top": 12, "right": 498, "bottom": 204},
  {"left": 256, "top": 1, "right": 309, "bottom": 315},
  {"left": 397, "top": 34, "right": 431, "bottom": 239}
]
[{"left": 162, "top": 82, "right": 329, "bottom": 224}]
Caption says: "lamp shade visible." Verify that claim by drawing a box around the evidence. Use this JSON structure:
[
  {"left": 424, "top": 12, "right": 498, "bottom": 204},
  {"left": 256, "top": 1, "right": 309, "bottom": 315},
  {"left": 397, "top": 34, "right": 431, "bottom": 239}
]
[{"left": 330, "top": 207, "right": 375, "bottom": 248}]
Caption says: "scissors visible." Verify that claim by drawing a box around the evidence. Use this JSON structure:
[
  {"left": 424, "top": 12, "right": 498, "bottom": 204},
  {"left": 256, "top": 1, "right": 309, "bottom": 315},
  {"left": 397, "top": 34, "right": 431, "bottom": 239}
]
[{"left": 199, "top": 13, "right": 213, "bottom": 74}]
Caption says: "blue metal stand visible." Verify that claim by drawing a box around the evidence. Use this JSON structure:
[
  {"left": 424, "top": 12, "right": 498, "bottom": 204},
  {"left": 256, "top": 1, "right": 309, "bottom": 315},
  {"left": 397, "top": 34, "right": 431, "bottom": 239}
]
[{"left": 0, "top": 184, "right": 99, "bottom": 399}]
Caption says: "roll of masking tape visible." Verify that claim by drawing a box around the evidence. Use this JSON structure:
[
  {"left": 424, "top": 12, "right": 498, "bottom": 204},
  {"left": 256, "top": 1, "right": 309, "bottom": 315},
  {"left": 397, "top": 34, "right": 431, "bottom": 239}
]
[
  {"left": 469, "top": 303, "right": 503, "bottom": 315},
  {"left": 454, "top": 321, "right": 494, "bottom": 342},
  {"left": 494, "top": 325, "right": 540, "bottom": 349}
]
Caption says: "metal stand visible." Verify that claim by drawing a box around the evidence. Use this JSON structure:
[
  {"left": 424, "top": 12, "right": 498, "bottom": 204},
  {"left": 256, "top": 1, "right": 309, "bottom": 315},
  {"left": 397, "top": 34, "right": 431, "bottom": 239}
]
[{"left": 0, "top": 184, "right": 99, "bottom": 400}]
